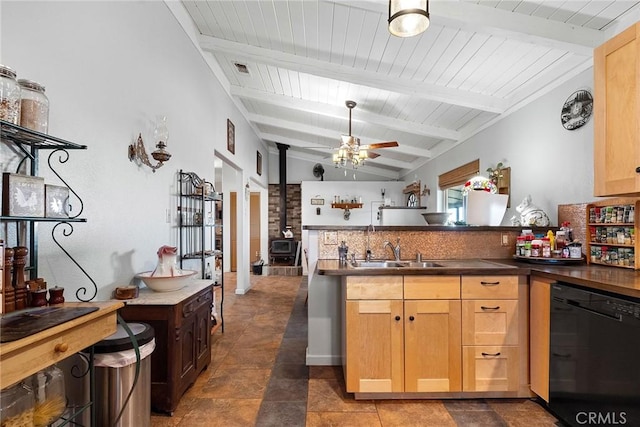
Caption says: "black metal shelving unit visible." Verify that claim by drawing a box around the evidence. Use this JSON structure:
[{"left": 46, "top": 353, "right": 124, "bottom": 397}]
[
  {"left": 178, "top": 170, "right": 224, "bottom": 331},
  {"left": 1, "top": 119, "right": 98, "bottom": 426}
]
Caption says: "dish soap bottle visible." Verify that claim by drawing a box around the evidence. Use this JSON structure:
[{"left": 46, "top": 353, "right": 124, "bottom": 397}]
[{"left": 205, "top": 262, "right": 212, "bottom": 280}]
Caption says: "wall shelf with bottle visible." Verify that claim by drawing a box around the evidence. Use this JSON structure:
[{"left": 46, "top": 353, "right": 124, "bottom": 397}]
[
  {"left": 586, "top": 198, "right": 639, "bottom": 269},
  {"left": 331, "top": 203, "right": 362, "bottom": 209},
  {"left": 178, "top": 170, "right": 224, "bottom": 331}
]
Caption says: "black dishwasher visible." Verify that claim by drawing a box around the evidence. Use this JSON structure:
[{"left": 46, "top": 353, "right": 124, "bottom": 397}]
[{"left": 549, "top": 283, "right": 640, "bottom": 426}]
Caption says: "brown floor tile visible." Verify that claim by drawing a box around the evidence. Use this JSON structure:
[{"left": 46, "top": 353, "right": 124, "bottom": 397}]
[
  {"left": 177, "top": 398, "right": 262, "bottom": 427},
  {"left": 150, "top": 415, "right": 182, "bottom": 426},
  {"left": 447, "top": 409, "right": 508, "bottom": 426},
  {"left": 376, "top": 400, "right": 457, "bottom": 427},
  {"left": 308, "top": 365, "right": 343, "bottom": 380},
  {"left": 200, "top": 368, "right": 272, "bottom": 399},
  {"left": 233, "top": 329, "right": 284, "bottom": 349},
  {"left": 306, "top": 411, "right": 383, "bottom": 426},
  {"left": 219, "top": 346, "right": 279, "bottom": 368},
  {"left": 307, "top": 378, "right": 377, "bottom": 413}
]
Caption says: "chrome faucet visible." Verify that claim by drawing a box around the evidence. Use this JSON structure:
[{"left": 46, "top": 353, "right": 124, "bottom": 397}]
[
  {"left": 383, "top": 238, "right": 401, "bottom": 261},
  {"left": 366, "top": 224, "right": 375, "bottom": 261}
]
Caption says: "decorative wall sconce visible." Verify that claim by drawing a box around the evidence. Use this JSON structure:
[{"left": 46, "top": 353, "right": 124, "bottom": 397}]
[
  {"left": 388, "top": 0, "right": 430, "bottom": 38},
  {"left": 128, "top": 116, "right": 171, "bottom": 172}
]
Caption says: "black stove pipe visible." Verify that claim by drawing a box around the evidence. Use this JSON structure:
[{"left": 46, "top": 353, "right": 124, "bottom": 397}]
[{"left": 276, "top": 143, "right": 289, "bottom": 234}]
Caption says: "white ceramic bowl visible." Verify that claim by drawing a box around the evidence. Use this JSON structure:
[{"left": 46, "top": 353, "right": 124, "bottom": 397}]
[
  {"left": 421, "top": 212, "right": 450, "bottom": 225},
  {"left": 135, "top": 270, "right": 197, "bottom": 292}
]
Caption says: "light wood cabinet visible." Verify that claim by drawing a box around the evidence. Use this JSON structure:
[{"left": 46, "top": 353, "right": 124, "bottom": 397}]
[
  {"left": 530, "top": 276, "right": 551, "bottom": 402},
  {"left": 462, "top": 345, "right": 519, "bottom": 392},
  {"left": 594, "top": 22, "right": 640, "bottom": 197},
  {"left": 462, "top": 299, "right": 518, "bottom": 346},
  {"left": 462, "top": 275, "right": 521, "bottom": 393},
  {"left": 344, "top": 275, "right": 460, "bottom": 394},
  {"left": 404, "top": 299, "right": 461, "bottom": 392},
  {"left": 344, "top": 274, "right": 528, "bottom": 397}
]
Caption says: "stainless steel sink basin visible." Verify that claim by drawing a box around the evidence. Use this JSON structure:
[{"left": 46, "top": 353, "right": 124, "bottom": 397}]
[
  {"left": 403, "top": 261, "right": 443, "bottom": 268},
  {"left": 348, "top": 259, "right": 515, "bottom": 270},
  {"left": 349, "top": 261, "right": 407, "bottom": 268}
]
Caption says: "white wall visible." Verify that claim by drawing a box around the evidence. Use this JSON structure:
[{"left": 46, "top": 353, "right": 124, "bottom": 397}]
[
  {"left": 1, "top": 1, "right": 267, "bottom": 300},
  {"left": 405, "top": 68, "right": 598, "bottom": 225}
]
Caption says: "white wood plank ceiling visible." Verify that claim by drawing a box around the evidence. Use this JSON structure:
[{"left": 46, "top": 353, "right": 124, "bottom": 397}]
[{"left": 180, "top": 0, "right": 640, "bottom": 179}]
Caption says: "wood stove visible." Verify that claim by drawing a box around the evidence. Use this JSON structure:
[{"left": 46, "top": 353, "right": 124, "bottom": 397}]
[{"left": 270, "top": 238, "right": 297, "bottom": 264}]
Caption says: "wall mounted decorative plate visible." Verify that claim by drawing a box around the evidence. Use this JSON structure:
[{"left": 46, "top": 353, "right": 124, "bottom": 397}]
[{"left": 561, "top": 90, "right": 593, "bottom": 130}]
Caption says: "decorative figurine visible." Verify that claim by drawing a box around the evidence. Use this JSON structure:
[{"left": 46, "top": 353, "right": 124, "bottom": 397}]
[{"left": 514, "top": 195, "right": 550, "bottom": 227}]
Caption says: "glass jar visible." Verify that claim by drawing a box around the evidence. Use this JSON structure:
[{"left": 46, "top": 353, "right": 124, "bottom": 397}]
[
  {"left": 18, "top": 79, "right": 49, "bottom": 133},
  {"left": 0, "top": 65, "right": 21, "bottom": 124},
  {"left": 30, "top": 365, "right": 66, "bottom": 427},
  {"left": 0, "top": 381, "right": 35, "bottom": 427}
]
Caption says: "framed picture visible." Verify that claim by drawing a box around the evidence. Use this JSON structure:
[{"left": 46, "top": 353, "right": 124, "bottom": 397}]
[
  {"left": 45, "top": 184, "right": 70, "bottom": 218},
  {"left": 227, "top": 119, "right": 235, "bottom": 154},
  {"left": 2, "top": 173, "right": 45, "bottom": 217},
  {"left": 257, "top": 151, "right": 262, "bottom": 176}
]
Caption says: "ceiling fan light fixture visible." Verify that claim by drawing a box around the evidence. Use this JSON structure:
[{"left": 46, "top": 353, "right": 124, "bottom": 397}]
[{"left": 388, "top": 0, "right": 430, "bottom": 38}]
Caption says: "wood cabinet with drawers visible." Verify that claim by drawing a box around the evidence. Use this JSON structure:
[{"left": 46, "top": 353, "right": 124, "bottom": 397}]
[
  {"left": 119, "top": 281, "right": 213, "bottom": 414},
  {"left": 461, "top": 276, "right": 520, "bottom": 392},
  {"left": 343, "top": 274, "right": 530, "bottom": 398}
]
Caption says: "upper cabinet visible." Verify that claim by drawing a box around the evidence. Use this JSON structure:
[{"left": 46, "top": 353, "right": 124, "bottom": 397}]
[{"left": 594, "top": 22, "right": 640, "bottom": 197}]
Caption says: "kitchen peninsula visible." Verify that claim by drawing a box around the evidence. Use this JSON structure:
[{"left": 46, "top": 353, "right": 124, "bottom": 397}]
[{"left": 304, "top": 224, "right": 640, "bottom": 403}]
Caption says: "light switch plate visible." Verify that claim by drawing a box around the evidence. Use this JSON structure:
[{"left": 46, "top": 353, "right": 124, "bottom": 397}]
[{"left": 501, "top": 233, "right": 509, "bottom": 246}]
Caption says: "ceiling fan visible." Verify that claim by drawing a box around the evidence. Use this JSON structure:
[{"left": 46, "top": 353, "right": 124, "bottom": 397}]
[{"left": 334, "top": 100, "right": 399, "bottom": 168}]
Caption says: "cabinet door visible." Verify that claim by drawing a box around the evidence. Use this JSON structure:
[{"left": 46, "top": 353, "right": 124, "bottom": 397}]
[
  {"left": 462, "top": 346, "right": 519, "bottom": 392},
  {"left": 195, "top": 307, "right": 212, "bottom": 371},
  {"left": 462, "top": 299, "right": 518, "bottom": 346},
  {"left": 345, "top": 299, "right": 404, "bottom": 393},
  {"left": 178, "top": 314, "right": 197, "bottom": 387},
  {"left": 530, "top": 277, "right": 551, "bottom": 402},
  {"left": 594, "top": 22, "right": 640, "bottom": 196},
  {"left": 404, "top": 300, "right": 461, "bottom": 392}
]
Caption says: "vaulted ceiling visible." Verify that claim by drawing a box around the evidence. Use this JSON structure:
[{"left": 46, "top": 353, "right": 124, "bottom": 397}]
[{"left": 180, "top": 0, "right": 640, "bottom": 179}]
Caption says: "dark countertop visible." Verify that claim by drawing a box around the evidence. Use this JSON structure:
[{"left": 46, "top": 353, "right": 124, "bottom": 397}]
[
  {"left": 316, "top": 258, "right": 640, "bottom": 300},
  {"left": 304, "top": 225, "right": 556, "bottom": 232}
]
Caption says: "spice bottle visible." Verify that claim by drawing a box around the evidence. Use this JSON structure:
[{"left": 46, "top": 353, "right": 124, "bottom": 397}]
[
  {"left": 542, "top": 237, "right": 551, "bottom": 258},
  {"left": 0, "top": 65, "right": 21, "bottom": 124},
  {"left": 18, "top": 79, "right": 49, "bottom": 133}
]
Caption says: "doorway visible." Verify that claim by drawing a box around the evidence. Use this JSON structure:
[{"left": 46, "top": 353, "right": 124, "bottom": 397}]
[{"left": 250, "top": 192, "right": 261, "bottom": 264}]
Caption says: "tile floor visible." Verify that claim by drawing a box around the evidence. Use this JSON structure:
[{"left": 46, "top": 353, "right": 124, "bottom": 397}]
[{"left": 150, "top": 273, "right": 560, "bottom": 427}]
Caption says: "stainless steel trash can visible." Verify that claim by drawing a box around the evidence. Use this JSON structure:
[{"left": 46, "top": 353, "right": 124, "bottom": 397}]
[{"left": 94, "top": 322, "right": 155, "bottom": 427}]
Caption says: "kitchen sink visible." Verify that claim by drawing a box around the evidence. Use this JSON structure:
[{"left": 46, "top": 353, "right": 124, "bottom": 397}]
[
  {"left": 348, "top": 259, "right": 515, "bottom": 270},
  {"left": 349, "top": 261, "right": 408, "bottom": 268}
]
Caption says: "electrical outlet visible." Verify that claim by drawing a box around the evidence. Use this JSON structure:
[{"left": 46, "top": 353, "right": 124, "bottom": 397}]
[{"left": 501, "top": 233, "right": 509, "bottom": 246}]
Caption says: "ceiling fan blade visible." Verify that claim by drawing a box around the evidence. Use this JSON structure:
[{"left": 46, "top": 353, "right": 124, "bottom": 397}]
[
  {"left": 364, "top": 141, "right": 399, "bottom": 149},
  {"left": 367, "top": 151, "right": 381, "bottom": 159}
]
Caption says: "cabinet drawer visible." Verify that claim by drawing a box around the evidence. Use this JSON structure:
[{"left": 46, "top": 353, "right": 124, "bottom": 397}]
[
  {"left": 346, "top": 276, "right": 403, "bottom": 300},
  {"left": 182, "top": 289, "right": 213, "bottom": 319},
  {"left": 461, "top": 276, "right": 518, "bottom": 299},
  {"left": 404, "top": 276, "right": 460, "bottom": 299},
  {"left": 462, "top": 345, "right": 519, "bottom": 392},
  {"left": 462, "top": 300, "right": 518, "bottom": 346}
]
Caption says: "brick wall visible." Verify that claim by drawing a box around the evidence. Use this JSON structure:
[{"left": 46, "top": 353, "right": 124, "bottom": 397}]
[{"left": 268, "top": 184, "right": 302, "bottom": 241}]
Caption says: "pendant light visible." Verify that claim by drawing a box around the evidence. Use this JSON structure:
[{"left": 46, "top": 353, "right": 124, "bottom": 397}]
[{"left": 388, "top": 0, "right": 430, "bottom": 38}]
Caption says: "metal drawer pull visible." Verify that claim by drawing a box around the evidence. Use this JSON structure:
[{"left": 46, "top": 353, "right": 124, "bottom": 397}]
[
  {"left": 481, "top": 352, "right": 501, "bottom": 357},
  {"left": 480, "top": 281, "right": 500, "bottom": 286},
  {"left": 480, "top": 306, "right": 500, "bottom": 310}
]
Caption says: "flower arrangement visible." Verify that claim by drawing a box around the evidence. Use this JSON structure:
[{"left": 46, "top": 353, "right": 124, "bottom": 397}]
[
  {"left": 462, "top": 175, "right": 498, "bottom": 195},
  {"left": 486, "top": 162, "right": 504, "bottom": 185}
]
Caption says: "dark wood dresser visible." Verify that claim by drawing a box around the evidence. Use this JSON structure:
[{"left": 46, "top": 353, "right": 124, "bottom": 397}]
[{"left": 119, "top": 280, "right": 213, "bottom": 414}]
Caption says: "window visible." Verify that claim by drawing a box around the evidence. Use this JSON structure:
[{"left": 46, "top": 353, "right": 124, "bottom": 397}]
[{"left": 438, "top": 159, "right": 479, "bottom": 224}]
